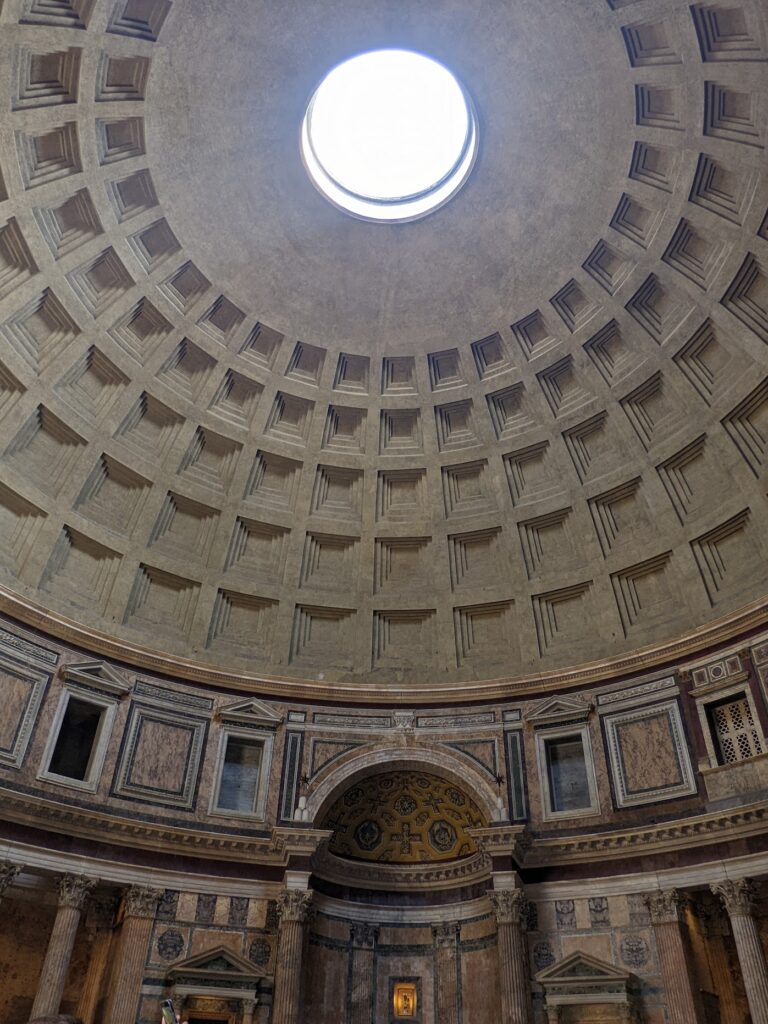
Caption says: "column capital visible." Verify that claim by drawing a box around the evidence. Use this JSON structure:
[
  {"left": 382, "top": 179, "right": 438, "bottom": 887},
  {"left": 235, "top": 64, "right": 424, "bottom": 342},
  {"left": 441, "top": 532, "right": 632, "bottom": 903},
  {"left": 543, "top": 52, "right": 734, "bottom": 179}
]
[
  {"left": 432, "top": 920, "right": 461, "bottom": 948},
  {"left": 350, "top": 922, "right": 379, "bottom": 948},
  {"left": 710, "top": 878, "right": 759, "bottom": 916},
  {"left": 0, "top": 859, "right": 21, "bottom": 896},
  {"left": 58, "top": 873, "right": 98, "bottom": 910},
  {"left": 644, "top": 888, "right": 685, "bottom": 924},
  {"left": 277, "top": 888, "right": 313, "bottom": 924},
  {"left": 123, "top": 884, "right": 162, "bottom": 919},
  {"left": 490, "top": 888, "right": 528, "bottom": 928}
]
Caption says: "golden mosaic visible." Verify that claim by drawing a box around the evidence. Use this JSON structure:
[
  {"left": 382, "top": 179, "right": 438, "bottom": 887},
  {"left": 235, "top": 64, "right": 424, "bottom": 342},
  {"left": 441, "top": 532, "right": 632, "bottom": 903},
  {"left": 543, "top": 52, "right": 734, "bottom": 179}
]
[{"left": 322, "top": 771, "right": 485, "bottom": 863}]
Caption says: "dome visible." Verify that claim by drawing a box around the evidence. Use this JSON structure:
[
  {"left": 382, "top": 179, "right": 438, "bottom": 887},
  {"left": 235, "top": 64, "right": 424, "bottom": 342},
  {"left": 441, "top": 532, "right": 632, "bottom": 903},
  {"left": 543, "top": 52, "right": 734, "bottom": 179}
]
[
  {"left": 0, "top": 0, "right": 766, "bottom": 704},
  {"left": 2, "top": 5, "right": 768, "bottom": 1024}
]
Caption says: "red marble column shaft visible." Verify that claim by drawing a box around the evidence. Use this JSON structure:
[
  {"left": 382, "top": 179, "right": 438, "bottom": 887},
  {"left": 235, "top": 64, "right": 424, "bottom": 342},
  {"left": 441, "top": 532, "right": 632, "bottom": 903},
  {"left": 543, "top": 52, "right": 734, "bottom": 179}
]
[
  {"left": 31, "top": 873, "right": 98, "bottom": 1018},
  {"left": 77, "top": 897, "right": 118, "bottom": 1024},
  {"left": 711, "top": 879, "right": 768, "bottom": 1024},
  {"left": 645, "top": 889, "right": 703, "bottom": 1024},
  {"left": 103, "top": 885, "right": 161, "bottom": 1024},
  {"left": 490, "top": 890, "right": 531, "bottom": 1024},
  {"left": 272, "top": 889, "right": 313, "bottom": 1024}
]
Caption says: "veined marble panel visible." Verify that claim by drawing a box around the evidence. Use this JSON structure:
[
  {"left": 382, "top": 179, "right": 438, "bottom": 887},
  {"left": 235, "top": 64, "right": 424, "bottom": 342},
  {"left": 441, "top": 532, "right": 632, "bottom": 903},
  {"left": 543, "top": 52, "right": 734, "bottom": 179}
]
[
  {"left": 0, "top": 656, "right": 48, "bottom": 767},
  {"left": 603, "top": 699, "right": 696, "bottom": 808},
  {"left": 112, "top": 702, "right": 208, "bottom": 808}
]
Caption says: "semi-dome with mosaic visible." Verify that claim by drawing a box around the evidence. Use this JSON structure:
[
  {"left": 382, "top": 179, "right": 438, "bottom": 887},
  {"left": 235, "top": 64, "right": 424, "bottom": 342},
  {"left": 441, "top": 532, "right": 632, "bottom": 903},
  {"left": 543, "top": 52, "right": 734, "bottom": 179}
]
[
  {"left": 321, "top": 771, "right": 485, "bottom": 863},
  {"left": 0, "top": 0, "right": 765, "bottom": 702}
]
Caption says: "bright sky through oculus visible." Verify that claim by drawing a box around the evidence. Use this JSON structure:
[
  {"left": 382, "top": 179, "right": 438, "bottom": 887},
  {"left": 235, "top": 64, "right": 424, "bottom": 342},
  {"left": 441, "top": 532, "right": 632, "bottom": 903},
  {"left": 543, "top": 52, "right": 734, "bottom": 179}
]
[{"left": 301, "top": 50, "right": 477, "bottom": 222}]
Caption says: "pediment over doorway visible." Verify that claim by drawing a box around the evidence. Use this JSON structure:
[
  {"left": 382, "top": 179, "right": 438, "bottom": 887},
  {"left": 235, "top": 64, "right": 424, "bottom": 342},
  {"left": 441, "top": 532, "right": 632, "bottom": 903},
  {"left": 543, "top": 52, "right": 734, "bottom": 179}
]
[
  {"left": 535, "top": 950, "right": 638, "bottom": 1021},
  {"left": 167, "top": 945, "right": 269, "bottom": 985},
  {"left": 535, "top": 950, "right": 630, "bottom": 985}
]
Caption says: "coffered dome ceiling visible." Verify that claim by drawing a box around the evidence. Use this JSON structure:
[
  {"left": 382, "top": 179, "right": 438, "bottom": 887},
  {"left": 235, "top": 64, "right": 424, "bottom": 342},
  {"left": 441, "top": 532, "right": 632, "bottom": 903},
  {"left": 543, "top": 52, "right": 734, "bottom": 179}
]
[{"left": 0, "top": 0, "right": 766, "bottom": 698}]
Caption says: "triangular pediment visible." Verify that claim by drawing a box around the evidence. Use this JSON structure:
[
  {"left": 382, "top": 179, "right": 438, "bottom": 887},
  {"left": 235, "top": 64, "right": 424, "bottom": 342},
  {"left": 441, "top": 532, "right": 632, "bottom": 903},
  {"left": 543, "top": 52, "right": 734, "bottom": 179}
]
[
  {"left": 63, "top": 660, "right": 132, "bottom": 696},
  {"left": 167, "top": 944, "right": 267, "bottom": 981},
  {"left": 535, "top": 951, "right": 631, "bottom": 984},
  {"left": 217, "top": 697, "right": 283, "bottom": 727},
  {"left": 526, "top": 695, "right": 591, "bottom": 725}
]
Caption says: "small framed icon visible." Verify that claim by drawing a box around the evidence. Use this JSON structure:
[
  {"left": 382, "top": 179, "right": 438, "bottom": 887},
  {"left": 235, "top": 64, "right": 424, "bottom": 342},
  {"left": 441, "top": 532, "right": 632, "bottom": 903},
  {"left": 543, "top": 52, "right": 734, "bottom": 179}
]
[{"left": 393, "top": 981, "right": 417, "bottom": 1018}]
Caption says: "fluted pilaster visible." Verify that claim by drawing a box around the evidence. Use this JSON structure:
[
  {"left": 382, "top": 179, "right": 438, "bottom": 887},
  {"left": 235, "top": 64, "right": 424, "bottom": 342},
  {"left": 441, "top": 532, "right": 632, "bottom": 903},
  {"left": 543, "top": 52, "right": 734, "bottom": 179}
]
[
  {"left": 242, "top": 998, "right": 257, "bottom": 1024},
  {"left": 711, "top": 879, "right": 768, "bottom": 1024},
  {"left": 490, "top": 889, "right": 531, "bottom": 1024},
  {"left": 272, "top": 889, "right": 313, "bottom": 1024},
  {"left": 31, "top": 873, "right": 98, "bottom": 1018},
  {"left": 77, "top": 896, "right": 118, "bottom": 1024},
  {"left": 644, "top": 889, "right": 702, "bottom": 1024},
  {"left": 103, "top": 885, "right": 162, "bottom": 1024},
  {"left": 349, "top": 923, "right": 378, "bottom": 1024},
  {"left": 433, "top": 921, "right": 461, "bottom": 1024}
]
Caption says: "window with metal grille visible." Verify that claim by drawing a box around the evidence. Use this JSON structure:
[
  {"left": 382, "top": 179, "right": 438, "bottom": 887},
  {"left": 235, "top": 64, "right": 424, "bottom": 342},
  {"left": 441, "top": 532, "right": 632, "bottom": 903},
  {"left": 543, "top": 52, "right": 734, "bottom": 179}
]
[{"left": 707, "top": 694, "right": 762, "bottom": 765}]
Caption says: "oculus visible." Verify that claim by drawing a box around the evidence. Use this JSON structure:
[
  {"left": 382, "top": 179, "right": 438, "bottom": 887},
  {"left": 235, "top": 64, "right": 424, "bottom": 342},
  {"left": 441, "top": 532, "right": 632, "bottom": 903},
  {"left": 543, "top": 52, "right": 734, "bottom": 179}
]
[{"left": 301, "top": 49, "right": 478, "bottom": 222}]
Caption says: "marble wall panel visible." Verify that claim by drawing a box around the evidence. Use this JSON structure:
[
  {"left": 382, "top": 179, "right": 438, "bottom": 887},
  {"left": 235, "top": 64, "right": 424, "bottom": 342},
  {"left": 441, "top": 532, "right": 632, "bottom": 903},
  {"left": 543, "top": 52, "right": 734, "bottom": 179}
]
[
  {"left": 0, "top": 659, "right": 48, "bottom": 768},
  {"left": 112, "top": 702, "right": 208, "bottom": 808},
  {"left": 602, "top": 700, "right": 696, "bottom": 807}
]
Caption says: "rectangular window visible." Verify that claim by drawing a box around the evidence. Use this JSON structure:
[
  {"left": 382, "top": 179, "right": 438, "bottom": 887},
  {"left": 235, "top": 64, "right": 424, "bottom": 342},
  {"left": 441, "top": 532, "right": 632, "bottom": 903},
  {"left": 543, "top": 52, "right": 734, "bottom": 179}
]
[
  {"left": 545, "top": 735, "right": 591, "bottom": 813},
  {"left": 707, "top": 694, "right": 763, "bottom": 765},
  {"left": 48, "top": 696, "right": 104, "bottom": 781},
  {"left": 216, "top": 735, "right": 264, "bottom": 813}
]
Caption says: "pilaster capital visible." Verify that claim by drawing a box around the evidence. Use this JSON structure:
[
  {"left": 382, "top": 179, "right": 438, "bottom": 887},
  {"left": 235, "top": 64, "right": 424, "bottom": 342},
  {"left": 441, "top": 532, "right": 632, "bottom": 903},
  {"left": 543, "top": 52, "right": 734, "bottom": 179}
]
[
  {"left": 277, "top": 887, "right": 313, "bottom": 924},
  {"left": 432, "top": 921, "right": 461, "bottom": 948},
  {"left": 644, "top": 888, "right": 685, "bottom": 924},
  {"left": 0, "top": 860, "right": 21, "bottom": 896},
  {"left": 350, "top": 922, "right": 379, "bottom": 948},
  {"left": 123, "top": 884, "right": 162, "bottom": 919},
  {"left": 58, "top": 873, "right": 98, "bottom": 910},
  {"left": 710, "top": 878, "right": 759, "bottom": 917},
  {"left": 490, "top": 888, "right": 528, "bottom": 928},
  {"left": 86, "top": 894, "right": 120, "bottom": 931}
]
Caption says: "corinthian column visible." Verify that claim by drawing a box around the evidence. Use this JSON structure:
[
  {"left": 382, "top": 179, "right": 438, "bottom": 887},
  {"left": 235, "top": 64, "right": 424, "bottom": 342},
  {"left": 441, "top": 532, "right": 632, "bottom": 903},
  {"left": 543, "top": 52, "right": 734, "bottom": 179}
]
[
  {"left": 77, "top": 896, "right": 118, "bottom": 1024},
  {"left": 644, "top": 889, "right": 702, "bottom": 1024},
  {"left": 349, "top": 923, "right": 378, "bottom": 1024},
  {"left": 272, "top": 888, "right": 313, "bottom": 1024},
  {"left": 432, "top": 922, "right": 461, "bottom": 1024},
  {"left": 104, "top": 885, "right": 162, "bottom": 1024},
  {"left": 710, "top": 879, "right": 768, "bottom": 1024},
  {"left": 490, "top": 889, "right": 531, "bottom": 1024},
  {"left": 0, "top": 860, "right": 21, "bottom": 902},
  {"left": 31, "top": 873, "right": 98, "bottom": 1018}
]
